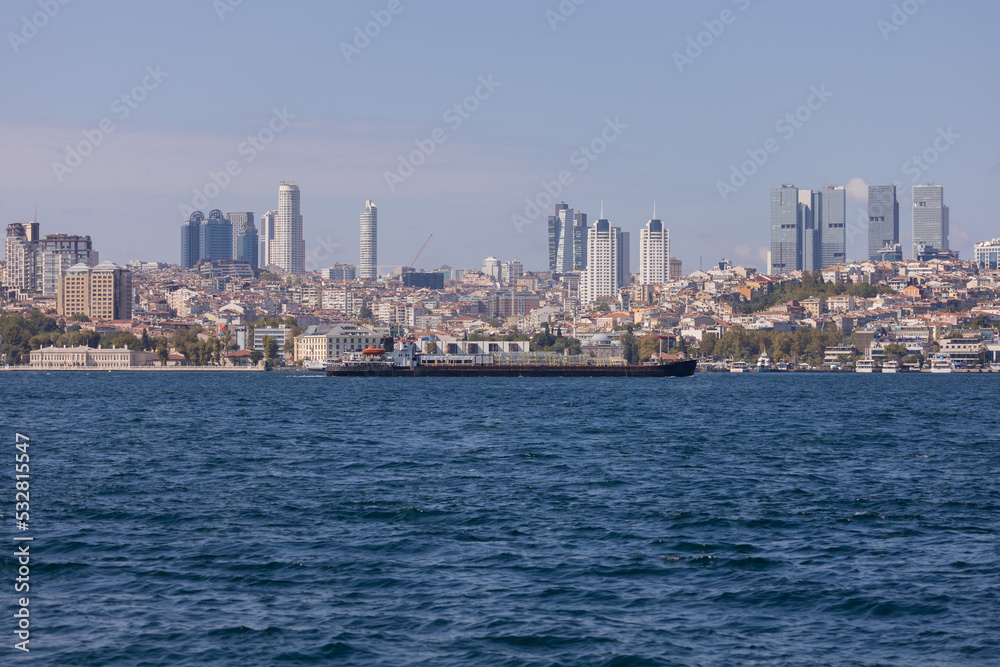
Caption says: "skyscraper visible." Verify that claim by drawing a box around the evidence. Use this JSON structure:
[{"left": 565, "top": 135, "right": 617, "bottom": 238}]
[
  {"left": 481, "top": 256, "right": 500, "bottom": 279},
  {"left": 867, "top": 185, "right": 899, "bottom": 260},
  {"left": 770, "top": 185, "right": 801, "bottom": 275},
  {"left": 548, "top": 204, "right": 588, "bottom": 273},
  {"left": 815, "top": 186, "right": 846, "bottom": 268},
  {"left": 57, "top": 261, "right": 132, "bottom": 321},
  {"left": 259, "top": 210, "right": 276, "bottom": 268},
  {"left": 200, "top": 209, "right": 233, "bottom": 262},
  {"left": 912, "top": 184, "right": 948, "bottom": 258},
  {"left": 4, "top": 223, "right": 36, "bottom": 297},
  {"left": 38, "top": 233, "right": 94, "bottom": 296},
  {"left": 228, "top": 212, "right": 258, "bottom": 267},
  {"left": 580, "top": 217, "right": 622, "bottom": 305},
  {"left": 770, "top": 184, "right": 845, "bottom": 274},
  {"left": 639, "top": 213, "right": 670, "bottom": 285},
  {"left": 180, "top": 212, "right": 203, "bottom": 269},
  {"left": 360, "top": 200, "right": 377, "bottom": 280},
  {"left": 275, "top": 183, "right": 305, "bottom": 275}
]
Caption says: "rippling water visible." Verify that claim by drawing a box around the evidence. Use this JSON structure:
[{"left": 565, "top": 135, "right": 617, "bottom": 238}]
[{"left": 2, "top": 372, "right": 998, "bottom": 665}]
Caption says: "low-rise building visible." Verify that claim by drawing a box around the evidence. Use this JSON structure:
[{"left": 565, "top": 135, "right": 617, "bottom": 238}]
[{"left": 30, "top": 345, "right": 155, "bottom": 368}]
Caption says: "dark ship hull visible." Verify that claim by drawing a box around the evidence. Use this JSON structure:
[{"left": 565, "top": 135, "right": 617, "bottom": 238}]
[{"left": 325, "top": 359, "right": 697, "bottom": 378}]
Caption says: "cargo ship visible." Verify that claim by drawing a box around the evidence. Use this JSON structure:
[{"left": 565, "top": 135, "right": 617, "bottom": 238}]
[{"left": 324, "top": 340, "right": 696, "bottom": 378}]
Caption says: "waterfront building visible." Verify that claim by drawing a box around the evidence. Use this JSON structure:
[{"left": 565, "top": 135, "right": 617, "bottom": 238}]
[
  {"left": 254, "top": 325, "right": 292, "bottom": 359},
  {"left": 293, "top": 323, "right": 380, "bottom": 361},
  {"left": 228, "top": 212, "right": 258, "bottom": 267},
  {"left": 639, "top": 214, "right": 670, "bottom": 285},
  {"left": 868, "top": 185, "right": 899, "bottom": 261},
  {"left": 274, "top": 183, "right": 305, "bottom": 275},
  {"left": 974, "top": 239, "right": 1000, "bottom": 270},
  {"left": 580, "top": 217, "right": 623, "bottom": 305},
  {"left": 29, "top": 345, "right": 155, "bottom": 368},
  {"left": 57, "top": 261, "right": 132, "bottom": 321},
  {"left": 912, "top": 184, "right": 948, "bottom": 259},
  {"left": 259, "top": 210, "right": 276, "bottom": 267},
  {"left": 360, "top": 200, "right": 377, "bottom": 279}
]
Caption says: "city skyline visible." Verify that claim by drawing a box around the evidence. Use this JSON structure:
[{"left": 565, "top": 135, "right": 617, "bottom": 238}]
[{"left": 1, "top": 1, "right": 995, "bottom": 272}]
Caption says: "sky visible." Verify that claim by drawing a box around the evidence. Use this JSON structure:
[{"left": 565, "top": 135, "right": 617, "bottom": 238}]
[{"left": 1, "top": 0, "right": 998, "bottom": 274}]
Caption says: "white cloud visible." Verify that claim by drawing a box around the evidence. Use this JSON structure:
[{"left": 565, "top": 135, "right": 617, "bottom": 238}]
[{"left": 845, "top": 177, "right": 868, "bottom": 203}]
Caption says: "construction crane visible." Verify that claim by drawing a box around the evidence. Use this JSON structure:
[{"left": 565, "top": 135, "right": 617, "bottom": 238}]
[{"left": 409, "top": 234, "right": 433, "bottom": 269}]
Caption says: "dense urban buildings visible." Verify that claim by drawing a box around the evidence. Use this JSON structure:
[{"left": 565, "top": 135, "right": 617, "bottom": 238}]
[
  {"left": 321, "top": 263, "right": 357, "bottom": 281},
  {"left": 4, "top": 221, "right": 95, "bottom": 299},
  {"left": 867, "top": 185, "right": 900, "bottom": 261},
  {"left": 912, "top": 184, "right": 949, "bottom": 259},
  {"left": 639, "top": 214, "right": 670, "bottom": 285},
  {"left": 56, "top": 261, "right": 132, "bottom": 320},
  {"left": 274, "top": 183, "right": 305, "bottom": 275},
  {"left": 360, "top": 200, "right": 377, "bottom": 280}
]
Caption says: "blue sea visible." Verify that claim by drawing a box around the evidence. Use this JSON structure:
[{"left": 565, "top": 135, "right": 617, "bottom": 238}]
[{"left": 1, "top": 372, "right": 998, "bottom": 665}]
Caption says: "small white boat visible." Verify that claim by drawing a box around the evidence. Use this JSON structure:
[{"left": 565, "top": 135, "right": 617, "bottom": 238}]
[
  {"left": 930, "top": 355, "right": 953, "bottom": 374},
  {"left": 730, "top": 361, "right": 749, "bottom": 373},
  {"left": 882, "top": 360, "right": 901, "bottom": 373},
  {"left": 756, "top": 354, "right": 772, "bottom": 372},
  {"left": 304, "top": 360, "right": 330, "bottom": 372},
  {"left": 855, "top": 359, "right": 879, "bottom": 373}
]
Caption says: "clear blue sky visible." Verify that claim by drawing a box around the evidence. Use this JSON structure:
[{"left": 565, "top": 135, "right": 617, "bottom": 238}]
[{"left": 1, "top": 0, "right": 997, "bottom": 272}]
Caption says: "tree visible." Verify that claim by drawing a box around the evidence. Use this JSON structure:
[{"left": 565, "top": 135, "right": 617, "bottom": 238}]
[
  {"left": 425, "top": 341, "right": 438, "bottom": 354},
  {"left": 282, "top": 337, "right": 295, "bottom": 358},
  {"left": 358, "top": 305, "right": 374, "bottom": 321},
  {"left": 262, "top": 335, "right": 279, "bottom": 361},
  {"left": 68, "top": 313, "right": 91, "bottom": 322},
  {"left": 594, "top": 303, "right": 611, "bottom": 313},
  {"left": 157, "top": 345, "right": 169, "bottom": 366},
  {"left": 249, "top": 350, "right": 264, "bottom": 365},
  {"left": 700, "top": 332, "right": 717, "bottom": 358},
  {"left": 140, "top": 329, "right": 151, "bottom": 350},
  {"left": 619, "top": 332, "right": 639, "bottom": 364},
  {"left": 883, "top": 343, "right": 908, "bottom": 361}
]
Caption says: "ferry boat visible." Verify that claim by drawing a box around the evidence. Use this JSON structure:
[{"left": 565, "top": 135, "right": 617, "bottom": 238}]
[
  {"left": 324, "top": 341, "right": 697, "bottom": 378},
  {"left": 756, "top": 354, "right": 772, "bottom": 372},
  {"left": 855, "top": 359, "right": 879, "bottom": 373},
  {"left": 882, "top": 359, "right": 902, "bottom": 373},
  {"left": 930, "top": 355, "right": 953, "bottom": 374},
  {"left": 729, "top": 361, "right": 749, "bottom": 373},
  {"left": 303, "top": 360, "right": 330, "bottom": 372}
]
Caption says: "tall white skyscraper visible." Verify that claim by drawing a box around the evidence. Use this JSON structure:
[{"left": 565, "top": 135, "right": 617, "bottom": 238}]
[
  {"left": 274, "top": 184, "right": 304, "bottom": 275},
  {"left": 360, "top": 200, "right": 377, "bottom": 280},
  {"left": 580, "top": 218, "right": 622, "bottom": 305},
  {"left": 260, "top": 210, "right": 276, "bottom": 268},
  {"left": 639, "top": 212, "right": 670, "bottom": 285}
]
